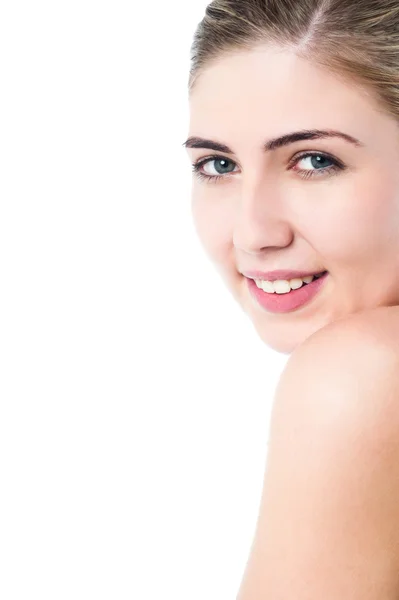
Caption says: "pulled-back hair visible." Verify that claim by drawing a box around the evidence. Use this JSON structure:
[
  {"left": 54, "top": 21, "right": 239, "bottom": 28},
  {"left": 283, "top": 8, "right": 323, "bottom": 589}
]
[{"left": 189, "top": 0, "right": 399, "bottom": 121}]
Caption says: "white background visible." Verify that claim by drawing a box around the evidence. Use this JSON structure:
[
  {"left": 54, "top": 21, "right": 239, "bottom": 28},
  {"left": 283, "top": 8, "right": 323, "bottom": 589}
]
[{"left": 0, "top": 1, "right": 287, "bottom": 598}]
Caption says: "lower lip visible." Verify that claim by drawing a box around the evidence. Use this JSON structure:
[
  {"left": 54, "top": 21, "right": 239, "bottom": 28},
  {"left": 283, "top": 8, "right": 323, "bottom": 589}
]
[{"left": 247, "top": 272, "right": 329, "bottom": 314}]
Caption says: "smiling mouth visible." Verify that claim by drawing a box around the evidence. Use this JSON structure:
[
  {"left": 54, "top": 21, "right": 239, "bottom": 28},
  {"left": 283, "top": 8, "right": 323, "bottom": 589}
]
[
  {"left": 247, "top": 271, "right": 329, "bottom": 313},
  {"left": 252, "top": 271, "right": 328, "bottom": 288}
]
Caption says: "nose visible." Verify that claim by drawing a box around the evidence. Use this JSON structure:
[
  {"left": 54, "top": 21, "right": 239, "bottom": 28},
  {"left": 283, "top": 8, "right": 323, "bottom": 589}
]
[{"left": 232, "top": 177, "right": 294, "bottom": 254}]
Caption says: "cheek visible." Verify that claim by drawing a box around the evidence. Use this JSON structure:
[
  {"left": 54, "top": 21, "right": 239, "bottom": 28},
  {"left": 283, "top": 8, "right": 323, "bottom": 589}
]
[
  {"left": 301, "top": 172, "right": 399, "bottom": 261},
  {"left": 191, "top": 191, "right": 233, "bottom": 264},
  {"left": 362, "top": 173, "right": 399, "bottom": 232},
  {"left": 336, "top": 172, "right": 399, "bottom": 256}
]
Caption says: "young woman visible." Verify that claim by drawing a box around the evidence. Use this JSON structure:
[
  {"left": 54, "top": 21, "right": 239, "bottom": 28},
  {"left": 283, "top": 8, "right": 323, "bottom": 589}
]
[{"left": 184, "top": 1, "right": 399, "bottom": 598}]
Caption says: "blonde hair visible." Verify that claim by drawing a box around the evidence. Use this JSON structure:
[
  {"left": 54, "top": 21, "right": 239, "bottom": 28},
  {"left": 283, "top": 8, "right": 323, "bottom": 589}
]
[{"left": 189, "top": 0, "right": 399, "bottom": 121}]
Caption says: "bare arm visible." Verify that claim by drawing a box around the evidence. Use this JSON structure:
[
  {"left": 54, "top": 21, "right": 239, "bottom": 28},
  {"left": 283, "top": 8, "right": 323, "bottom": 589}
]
[{"left": 237, "top": 322, "right": 399, "bottom": 599}]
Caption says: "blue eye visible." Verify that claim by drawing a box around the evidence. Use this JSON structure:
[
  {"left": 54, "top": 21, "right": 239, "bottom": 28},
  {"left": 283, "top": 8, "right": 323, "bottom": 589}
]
[
  {"left": 192, "top": 157, "right": 238, "bottom": 183},
  {"left": 297, "top": 154, "right": 334, "bottom": 170},
  {"left": 192, "top": 152, "right": 345, "bottom": 183},
  {"left": 291, "top": 152, "right": 342, "bottom": 179}
]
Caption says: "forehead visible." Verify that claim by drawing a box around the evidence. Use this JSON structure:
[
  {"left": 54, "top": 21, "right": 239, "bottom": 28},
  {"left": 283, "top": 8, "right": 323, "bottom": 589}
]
[{"left": 189, "top": 47, "right": 381, "bottom": 147}]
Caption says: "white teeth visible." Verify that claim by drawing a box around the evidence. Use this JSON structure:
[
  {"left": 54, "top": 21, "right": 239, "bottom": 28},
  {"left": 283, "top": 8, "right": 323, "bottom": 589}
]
[
  {"left": 260, "top": 280, "right": 279, "bottom": 293},
  {"left": 272, "top": 280, "right": 294, "bottom": 294},
  {"left": 255, "top": 274, "right": 323, "bottom": 294},
  {"left": 290, "top": 278, "right": 305, "bottom": 290}
]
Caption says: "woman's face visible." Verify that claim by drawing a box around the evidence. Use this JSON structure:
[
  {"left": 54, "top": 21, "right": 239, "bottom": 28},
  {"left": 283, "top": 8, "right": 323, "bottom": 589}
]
[{"left": 185, "top": 46, "right": 399, "bottom": 354}]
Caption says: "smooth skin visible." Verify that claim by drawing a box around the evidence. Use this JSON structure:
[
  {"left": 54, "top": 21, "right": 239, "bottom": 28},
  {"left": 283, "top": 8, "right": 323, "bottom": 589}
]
[
  {"left": 187, "top": 46, "right": 399, "bottom": 355},
  {"left": 236, "top": 309, "right": 399, "bottom": 599},
  {"left": 186, "top": 46, "right": 399, "bottom": 598}
]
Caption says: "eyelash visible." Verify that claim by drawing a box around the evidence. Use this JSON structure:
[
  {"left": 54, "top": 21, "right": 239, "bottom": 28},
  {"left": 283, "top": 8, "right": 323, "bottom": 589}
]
[{"left": 191, "top": 152, "right": 346, "bottom": 184}]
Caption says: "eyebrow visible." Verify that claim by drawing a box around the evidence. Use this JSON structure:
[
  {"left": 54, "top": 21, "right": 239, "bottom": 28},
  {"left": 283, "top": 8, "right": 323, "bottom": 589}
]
[{"left": 182, "top": 129, "right": 364, "bottom": 153}]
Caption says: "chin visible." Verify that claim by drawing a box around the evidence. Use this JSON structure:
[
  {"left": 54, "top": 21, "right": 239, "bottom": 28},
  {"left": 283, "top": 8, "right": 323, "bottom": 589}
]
[{"left": 250, "top": 322, "right": 296, "bottom": 355}]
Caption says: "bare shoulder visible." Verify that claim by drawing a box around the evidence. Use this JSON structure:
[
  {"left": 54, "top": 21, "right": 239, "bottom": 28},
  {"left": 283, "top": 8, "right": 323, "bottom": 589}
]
[
  {"left": 295, "top": 304, "right": 399, "bottom": 362},
  {"left": 279, "top": 305, "right": 399, "bottom": 416},
  {"left": 237, "top": 307, "right": 399, "bottom": 600},
  {"left": 273, "top": 304, "right": 399, "bottom": 452}
]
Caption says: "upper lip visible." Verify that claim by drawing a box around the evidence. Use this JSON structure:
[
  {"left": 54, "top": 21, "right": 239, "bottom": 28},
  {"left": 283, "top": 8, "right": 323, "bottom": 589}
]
[{"left": 241, "top": 269, "right": 327, "bottom": 281}]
